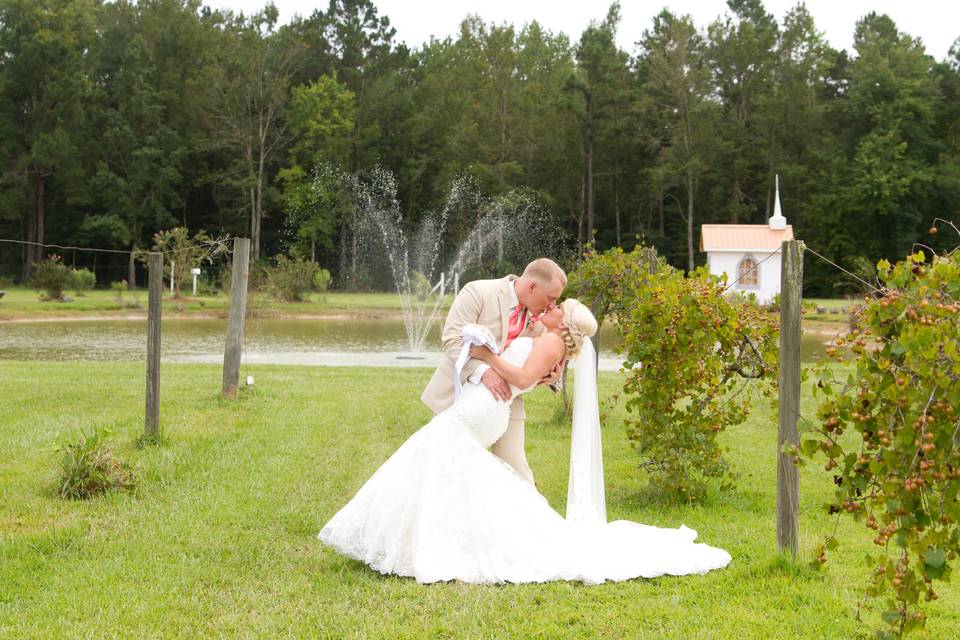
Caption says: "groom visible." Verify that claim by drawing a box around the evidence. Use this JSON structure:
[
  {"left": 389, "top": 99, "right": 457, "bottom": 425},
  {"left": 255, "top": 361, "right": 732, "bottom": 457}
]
[{"left": 421, "top": 258, "right": 566, "bottom": 484}]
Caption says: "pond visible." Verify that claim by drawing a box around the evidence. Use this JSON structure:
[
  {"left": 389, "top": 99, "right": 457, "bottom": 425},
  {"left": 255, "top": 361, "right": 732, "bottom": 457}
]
[
  {"left": 0, "top": 317, "right": 837, "bottom": 369},
  {"left": 0, "top": 317, "right": 431, "bottom": 360}
]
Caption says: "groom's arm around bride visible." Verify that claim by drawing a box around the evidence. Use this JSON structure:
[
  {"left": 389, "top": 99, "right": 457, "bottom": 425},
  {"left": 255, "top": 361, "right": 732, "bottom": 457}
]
[
  {"left": 420, "top": 259, "right": 567, "bottom": 485},
  {"left": 419, "top": 277, "right": 514, "bottom": 413}
]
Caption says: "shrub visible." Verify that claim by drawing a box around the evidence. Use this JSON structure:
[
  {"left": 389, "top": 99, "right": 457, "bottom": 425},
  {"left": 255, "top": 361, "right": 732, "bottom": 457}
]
[
  {"left": 31, "top": 255, "right": 74, "bottom": 300},
  {"left": 148, "top": 226, "right": 213, "bottom": 298},
  {"left": 219, "top": 264, "right": 233, "bottom": 292},
  {"left": 570, "top": 245, "right": 779, "bottom": 500},
  {"left": 195, "top": 275, "right": 219, "bottom": 296},
  {"left": 265, "top": 255, "right": 320, "bottom": 302},
  {"left": 71, "top": 268, "right": 96, "bottom": 294},
  {"left": 410, "top": 270, "right": 432, "bottom": 300},
  {"left": 336, "top": 264, "right": 377, "bottom": 292},
  {"left": 220, "top": 261, "right": 268, "bottom": 293},
  {"left": 313, "top": 268, "right": 332, "bottom": 297},
  {"left": 111, "top": 280, "right": 129, "bottom": 303},
  {"left": 800, "top": 247, "right": 960, "bottom": 638},
  {"left": 56, "top": 429, "right": 137, "bottom": 500}
]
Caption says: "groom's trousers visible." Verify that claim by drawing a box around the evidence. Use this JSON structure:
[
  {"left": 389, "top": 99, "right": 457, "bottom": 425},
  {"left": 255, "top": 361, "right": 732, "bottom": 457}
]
[{"left": 492, "top": 413, "right": 536, "bottom": 486}]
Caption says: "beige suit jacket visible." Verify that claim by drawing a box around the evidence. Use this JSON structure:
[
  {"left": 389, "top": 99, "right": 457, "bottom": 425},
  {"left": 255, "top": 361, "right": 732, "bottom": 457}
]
[{"left": 421, "top": 275, "right": 543, "bottom": 419}]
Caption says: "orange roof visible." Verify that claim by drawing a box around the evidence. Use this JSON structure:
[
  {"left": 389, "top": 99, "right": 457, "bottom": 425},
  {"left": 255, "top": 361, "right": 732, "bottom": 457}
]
[{"left": 700, "top": 224, "right": 793, "bottom": 252}]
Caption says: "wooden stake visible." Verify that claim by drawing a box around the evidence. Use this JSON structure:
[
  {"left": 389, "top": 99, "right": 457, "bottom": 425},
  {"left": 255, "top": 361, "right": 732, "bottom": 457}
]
[
  {"left": 777, "top": 239, "right": 804, "bottom": 558},
  {"left": 642, "top": 247, "right": 658, "bottom": 275},
  {"left": 145, "top": 252, "right": 162, "bottom": 439},
  {"left": 222, "top": 238, "right": 251, "bottom": 398}
]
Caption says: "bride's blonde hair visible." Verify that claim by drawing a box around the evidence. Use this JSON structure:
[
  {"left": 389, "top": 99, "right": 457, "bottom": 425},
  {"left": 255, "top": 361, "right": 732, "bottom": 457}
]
[{"left": 559, "top": 298, "right": 598, "bottom": 358}]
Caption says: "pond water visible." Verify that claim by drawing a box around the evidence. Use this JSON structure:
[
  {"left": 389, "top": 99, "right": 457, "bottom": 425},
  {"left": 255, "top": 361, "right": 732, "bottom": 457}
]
[
  {"left": 0, "top": 317, "right": 437, "bottom": 363},
  {"left": 0, "top": 317, "right": 835, "bottom": 368}
]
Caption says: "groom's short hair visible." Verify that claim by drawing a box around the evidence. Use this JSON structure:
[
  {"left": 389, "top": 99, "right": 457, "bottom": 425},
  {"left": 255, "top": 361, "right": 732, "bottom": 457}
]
[{"left": 523, "top": 258, "right": 567, "bottom": 288}]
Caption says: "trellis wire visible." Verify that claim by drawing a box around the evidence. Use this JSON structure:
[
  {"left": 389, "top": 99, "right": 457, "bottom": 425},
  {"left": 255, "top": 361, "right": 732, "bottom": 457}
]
[
  {"left": 0, "top": 236, "right": 234, "bottom": 258},
  {"left": 803, "top": 245, "right": 882, "bottom": 294}
]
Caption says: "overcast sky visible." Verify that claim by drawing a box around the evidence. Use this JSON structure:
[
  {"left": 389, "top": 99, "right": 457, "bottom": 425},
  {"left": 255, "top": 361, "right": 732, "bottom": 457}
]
[{"left": 209, "top": 0, "right": 960, "bottom": 61}]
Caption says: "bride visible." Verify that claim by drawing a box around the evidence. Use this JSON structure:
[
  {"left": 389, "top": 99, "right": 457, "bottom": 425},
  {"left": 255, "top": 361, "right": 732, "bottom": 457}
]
[{"left": 319, "top": 298, "right": 731, "bottom": 584}]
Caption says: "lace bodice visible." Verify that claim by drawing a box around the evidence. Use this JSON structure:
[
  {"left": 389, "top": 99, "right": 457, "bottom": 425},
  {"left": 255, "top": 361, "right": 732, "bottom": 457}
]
[{"left": 442, "top": 337, "right": 536, "bottom": 447}]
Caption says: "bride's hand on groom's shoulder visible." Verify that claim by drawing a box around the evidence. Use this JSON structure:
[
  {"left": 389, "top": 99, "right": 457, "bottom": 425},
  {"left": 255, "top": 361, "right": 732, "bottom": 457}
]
[{"left": 469, "top": 345, "right": 493, "bottom": 362}]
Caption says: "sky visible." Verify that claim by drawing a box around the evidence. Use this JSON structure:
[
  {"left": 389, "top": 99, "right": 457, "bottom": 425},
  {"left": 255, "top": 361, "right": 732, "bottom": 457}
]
[{"left": 209, "top": 0, "right": 960, "bottom": 61}]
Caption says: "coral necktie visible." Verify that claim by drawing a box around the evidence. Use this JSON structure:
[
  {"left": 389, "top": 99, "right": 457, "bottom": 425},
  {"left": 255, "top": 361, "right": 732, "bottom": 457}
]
[{"left": 506, "top": 304, "right": 526, "bottom": 345}]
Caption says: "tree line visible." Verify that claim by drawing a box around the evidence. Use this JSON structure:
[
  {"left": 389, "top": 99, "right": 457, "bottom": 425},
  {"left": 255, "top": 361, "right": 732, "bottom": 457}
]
[{"left": 0, "top": 0, "right": 958, "bottom": 295}]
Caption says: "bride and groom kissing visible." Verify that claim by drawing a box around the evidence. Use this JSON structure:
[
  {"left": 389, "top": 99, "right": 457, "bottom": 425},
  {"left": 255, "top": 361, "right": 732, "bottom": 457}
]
[{"left": 320, "top": 258, "right": 731, "bottom": 584}]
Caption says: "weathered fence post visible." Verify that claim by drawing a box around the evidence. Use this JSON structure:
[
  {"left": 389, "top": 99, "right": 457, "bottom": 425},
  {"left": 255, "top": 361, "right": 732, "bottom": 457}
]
[
  {"left": 145, "top": 252, "right": 162, "bottom": 439},
  {"left": 777, "top": 239, "right": 804, "bottom": 558},
  {"left": 642, "top": 247, "right": 658, "bottom": 275},
  {"left": 222, "top": 238, "right": 251, "bottom": 398}
]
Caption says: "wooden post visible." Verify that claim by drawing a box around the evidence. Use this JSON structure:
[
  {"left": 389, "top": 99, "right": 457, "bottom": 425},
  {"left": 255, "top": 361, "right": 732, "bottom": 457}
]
[
  {"left": 145, "top": 252, "right": 162, "bottom": 439},
  {"left": 777, "top": 239, "right": 804, "bottom": 558},
  {"left": 222, "top": 238, "right": 251, "bottom": 398},
  {"left": 642, "top": 247, "right": 658, "bottom": 275}
]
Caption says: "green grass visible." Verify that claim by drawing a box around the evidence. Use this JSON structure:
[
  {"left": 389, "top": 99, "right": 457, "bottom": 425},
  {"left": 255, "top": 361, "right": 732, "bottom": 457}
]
[
  {"left": 0, "top": 286, "right": 451, "bottom": 321},
  {"left": 1, "top": 361, "right": 957, "bottom": 638}
]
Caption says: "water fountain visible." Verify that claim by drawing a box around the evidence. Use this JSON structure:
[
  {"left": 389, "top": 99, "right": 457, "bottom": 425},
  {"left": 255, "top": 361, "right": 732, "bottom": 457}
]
[
  {"left": 351, "top": 167, "right": 569, "bottom": 355},
  {"left": 353, "top": 168, "right": 453, "bottom": 355}
]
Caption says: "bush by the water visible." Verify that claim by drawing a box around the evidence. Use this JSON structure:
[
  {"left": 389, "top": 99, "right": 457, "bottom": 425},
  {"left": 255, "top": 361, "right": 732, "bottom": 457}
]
[
  {"left": 411, "top": 270, "right": 432, "bottom": 300},
  {"left": 110, "top": 280, "right": 141, "bottom": 308},
  {"left": 220, "top": 261, "right": 269, "bottom": 293},
  {"left": 56, "top": 429, "right": 137, "bottom": 500},
  {"left": 266, "top": 255, "right": 321, "bottom": 301},
  {"left": 149, "top": 226, "right": 216, "bottom": 297},
  {"left": 71, "top": 268, "right": 96, "bottom": 294},
  {"left": 313, "top": 268, "right": 332, "bottom": 298},
  {"left": 111, "top": 280, "right": 127, "bottom": 301},
  {"left": 31, "top": 256, "right": 74, "bottom": 300}
]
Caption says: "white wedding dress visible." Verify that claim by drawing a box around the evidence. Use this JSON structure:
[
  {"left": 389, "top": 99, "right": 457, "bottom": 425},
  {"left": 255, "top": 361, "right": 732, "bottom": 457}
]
[{"left": 319, "top": 337, "right": 731, "bottom": 584}]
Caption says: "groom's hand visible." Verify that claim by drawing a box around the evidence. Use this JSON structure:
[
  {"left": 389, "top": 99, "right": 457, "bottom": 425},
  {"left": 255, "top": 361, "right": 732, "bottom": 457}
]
[{"left": 481, "top": 369, "right": 511, "bottom": 402}]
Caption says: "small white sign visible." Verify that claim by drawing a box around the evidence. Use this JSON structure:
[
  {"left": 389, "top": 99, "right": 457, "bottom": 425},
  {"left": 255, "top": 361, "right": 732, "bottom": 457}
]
[{"left": 246, "top": 375, "right": 255, "bottom": 386}]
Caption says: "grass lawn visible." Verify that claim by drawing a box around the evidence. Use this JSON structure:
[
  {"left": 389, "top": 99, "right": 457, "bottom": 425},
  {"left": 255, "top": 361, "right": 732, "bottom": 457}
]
[
  {"left": 0, "top": 286, "right": 451, "bottom": 321},
  {"left": 1, "top": 360, "right": 957, "bottom": 638}
]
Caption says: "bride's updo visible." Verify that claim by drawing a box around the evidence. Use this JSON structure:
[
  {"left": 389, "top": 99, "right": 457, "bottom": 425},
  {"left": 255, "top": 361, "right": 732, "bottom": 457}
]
[{"left": 559, "top": 298, "right": 598, "bottom": 358}]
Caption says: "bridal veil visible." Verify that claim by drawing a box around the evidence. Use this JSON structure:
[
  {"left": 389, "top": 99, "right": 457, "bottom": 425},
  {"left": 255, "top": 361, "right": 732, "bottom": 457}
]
[{"left": 565, "top": 338, "right": 606, "bottom": 524}]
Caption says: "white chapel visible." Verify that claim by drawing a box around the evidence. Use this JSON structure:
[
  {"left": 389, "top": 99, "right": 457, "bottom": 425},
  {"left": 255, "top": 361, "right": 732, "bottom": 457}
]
[{"left": 700, "top": 176, "right": 794, "bottom": 305}]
